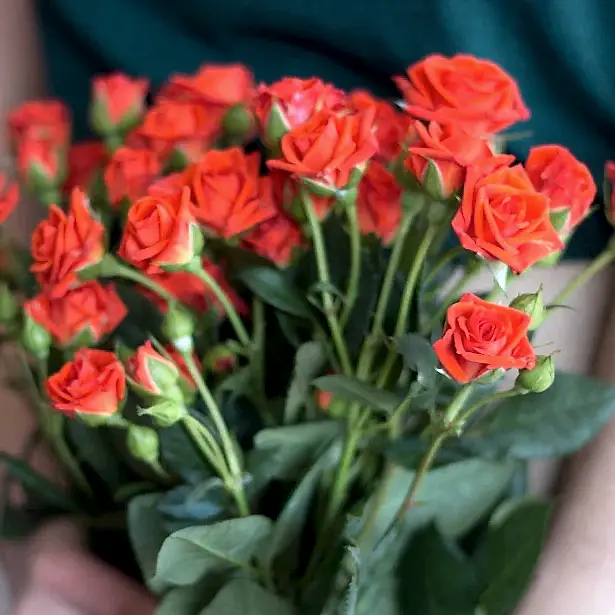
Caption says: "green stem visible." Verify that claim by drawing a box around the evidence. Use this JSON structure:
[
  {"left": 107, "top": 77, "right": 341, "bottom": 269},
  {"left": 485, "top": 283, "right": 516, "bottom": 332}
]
[
  {"left": 186, "top": 259, "right": 252, "bottom": 348},
  {"left": 106, "top": 257, "right": 177, "bottom": 304},
  {"left": 422, "top": 247, "right": 466, "bottom": 289},
  {"left": 356, "top": 212, "right": 415, "bottom": 380},
  {"left": 181, "top": 352, "right": 250, "bottom": 517},
  {"left": 549, "top": 249, "right": 615, "bottom": 312},
  {"left": 182, "top": 415, "right": 228, "bottom": 478},
  {"left": 301, "top": 190, "right": 352, "bottom": 375},
  {"left": 377, "top": 224, "right": 438, "bottom": 388},
  {"left": 385, "top": 384, "right": 474, "bottom": 533},
  {"left": 340, "top": 191, "right": 361, "bottom": 327},
  {"left": 454, "top": 388, "right": 521, "bottom": 428},
  {"left": 251, "top": 298, "right": 272, "bottom": 426}
]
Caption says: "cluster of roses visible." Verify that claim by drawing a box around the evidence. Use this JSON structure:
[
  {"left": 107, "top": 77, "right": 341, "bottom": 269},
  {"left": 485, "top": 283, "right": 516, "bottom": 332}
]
[{"left": 0, "top": 52, "right": 610, "bottom": 426}]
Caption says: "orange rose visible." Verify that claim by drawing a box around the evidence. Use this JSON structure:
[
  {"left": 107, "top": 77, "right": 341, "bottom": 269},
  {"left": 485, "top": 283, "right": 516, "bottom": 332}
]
[
  {"left": 46, "top": 348, "right": 126, "bottom": 415},
  {"left": 64, "top": 141, "right": 108, "bottom": 194},
  {"left": 91, "top": 73, "right": 149, "bottom": 131},
  {"left": 17, "top": 138, "right": 65, "bottom": 192},
  {"left": 186, "top": 148, "right": 277, "bottom": 238},
  {"left": 254, "top": 77, "right": 345, "bottom": 132},
  {"left": 268, "top": 108, "right": 379, "bottom": 190},
  {"left": 126, "top": 341, "right": 181, "bottom": 397},
  {"left": 24, "top": 281, "right": 127, "bottom": 347},
  {"left": 129, "top": 102, "right": 219, "bottom": 161},
  {"left": 356, "top": 161, "right": 402, "bottom": 244},
  {"left": 31, "top": 188, "right": 105, "bottom": 297},
  {"left": 139, "top": 257, "right": 248, "bottom": 316},
  {"left": 349, "top": 90, "right": 414, "bottom": 162},
  {"left": 7, "top": 100, "right": 70, "bottom": 147},
  {"left": 0, "top": 174, "right": 19, "bottom": 224},
  {"left": 406, "top": 121, "right": 503, "bottom": 198},
  {"left": 433, "top": 293, "right": 536, "bottom": 383},
  {"left": 606, "top": 162, "right": 615, "bottom": 224},
  {"left": 242, "top": 177, "right": 304, "bottom": 266},
  {"left": 160, "top": 63, "right": 253, "bottom": 109},
  {"left": 118, "top": 187, "right": 199, "bottom": 274},
  {"left": 525, "top": 145, "right": 596, "bottom": 232},
  {"left": 394, "top": 54, "right": 530, "bottom": 135},
  {"left": 104, "top": 147, "right": 161, "bottom": 208},
  {"left": 147, "top": 171, "right": 187, "bottom": 199},
  {"left": 452, "top": 161, "right": 563, "bottom": 273}
]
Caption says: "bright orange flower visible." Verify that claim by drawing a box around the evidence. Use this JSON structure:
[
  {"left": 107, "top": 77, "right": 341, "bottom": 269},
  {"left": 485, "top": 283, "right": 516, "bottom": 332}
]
[
  {"left": 147, "top": 171, "right": 187, "bottom": 199},
  {"left": 394, "top": 54, "right": 530, "bottom": 135},
  {"left": 349, "top": 90, "right": 414, "bottom": 162},
  {"left": 104, "top": 147, "right": 161, "bottom": 208},
  {"left": 356, "top": 162, "right": 402, "bottom": 244},
  {"left": 433, "top": 293, "right": 535, "bottom": 383},
  {"left": 31, "top": 188, "right": 105, "bottom": 297},
  {"left": 186, "top": 148, "right": 277, "bottom": 238},
  {"left": 17, "top": 138, "right": 64, "bottom": 188},
  {"left": 268, "top": 108, "right": 379, "bottom": 190},
  {"left": 525, "top": 145, "right": 596, "bottom": 232},
  {"left": 452, "top": 161, "right": 563, "bottom": 273},
  {"left": 24, "top": 281, "right": 127, "bottom": 347},
  {"left": 7, "top": 100, "right": 70, "bottom": 147},
  {"left": 406, "top": 121, "right": 501, "bottom": 198},
  {"left": 91, "top": 73, "right": 149, "bottom": 128},
  {"left": 118, "top": 187, "right": 199, "bottom": 274},
  {"left": 46, "top": 348, "right": 125, "bottom": 415},
  {"left": 164, "top": 345, "right": 200, "bottom": 390}
]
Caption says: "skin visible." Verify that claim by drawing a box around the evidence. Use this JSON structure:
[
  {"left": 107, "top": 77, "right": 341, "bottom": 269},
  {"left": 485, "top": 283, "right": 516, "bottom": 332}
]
[{"left": 0, "top": 3, "right": 613, "bottom": 613}]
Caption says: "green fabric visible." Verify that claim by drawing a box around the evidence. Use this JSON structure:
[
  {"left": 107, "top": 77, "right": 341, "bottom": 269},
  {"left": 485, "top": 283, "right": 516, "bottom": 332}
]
[{"left": 36, "top": 0, "right": 615, "bottom": 258}]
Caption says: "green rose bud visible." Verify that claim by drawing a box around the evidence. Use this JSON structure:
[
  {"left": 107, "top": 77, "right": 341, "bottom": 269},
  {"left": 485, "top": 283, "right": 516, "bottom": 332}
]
[
  {"left": 21, "top": 313, "right": 51, "bottom": 360},
  {"left": 204, "top": 344, "right": 238, "bottom": 374},
  {"left": 0, "top": 284, "right": 18, "bottom": 325},
  {"left": 138, "top": 399, "right": 186, "bottom": 427},
  {"left": 509, "top": 289, "right": 545, "bottom": 330},
  {"left": 126, "top": 425, "right": 160, "bottom": 465},
  {"left": 162, "top": 305, "right": 194, "bottom": 352},
  {"left": 516, "top": 355, "right": 555, "bottom": 393},
  {"left": 222, "top": 104, "right": 255, "bottom": 140}
]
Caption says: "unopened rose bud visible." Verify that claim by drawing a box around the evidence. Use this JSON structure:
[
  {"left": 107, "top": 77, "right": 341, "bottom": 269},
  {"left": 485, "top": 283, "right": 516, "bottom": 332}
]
[
  {"left": 138, "top": 399, "right": 186, "bottom": 427},
  {"left": 222, "top": 104, "right": 255, "bottom": 140},
  {"left": 516, "top": 355, "right": 555, "bottom": 393},
  {"left": 21, "top": 313, "right": 51, "bottom": 360},
  {"left": 126, "top": 425, "right": 160, "bottom": 465},
  {"left": 509, "top": 289, "right": 545, "bottom": 330},
  {"left": 126, "top": 341, "right": 184, "bottom": 401},
  {"left": 17, "top": 139, "right": 65, "bottom": 204},
  {"left": 0, "top": 284, "right": 18, "bottom": 325},
  {"left": 162, "top": 305, "right": 194, "bottom": 352},
  {"left": 203, "top": 344, "right": 237, "bottom": 374},
  {"left": 263, "top": 102, "right": 290, "bottom": 150}
]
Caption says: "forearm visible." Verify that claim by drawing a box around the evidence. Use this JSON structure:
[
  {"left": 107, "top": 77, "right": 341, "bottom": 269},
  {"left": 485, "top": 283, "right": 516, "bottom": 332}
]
[
  {"left": 516, "top": 274, "right": 615, "bottom": 614},
  {"left": 0, "top": 0, "right": 49, "bottom": 470}
]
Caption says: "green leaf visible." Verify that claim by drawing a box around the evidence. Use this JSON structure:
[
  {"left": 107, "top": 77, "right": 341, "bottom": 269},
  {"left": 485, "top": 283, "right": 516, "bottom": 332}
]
[
  {"left": 352, "top": 458, "right": 514, "bottom": 554},
  {"left": 156, "top": 577, "right": 225, "bottom": 615},
  {"left": 128, "top": 493, "right": 170, "bottom": 593},
  {"left": 397, "top": 524, "right": 478, "bottom": 615},
  {"left": 238, "top": 267, "right": 310, "bottom": 318},
  {"left": 155, "top": 515, "right": 273, "bottom": 586},
  {"left": 263, "top": 442, "right": 342, "bottom": 569},
  {"left": 199, "top": 578, "right": 294, "bottom": 615},
  {"left": 285, "top": 341, "right": 327, "bottom": 424},
  {"left": 464, "top": 372, "right": 615, "bottom": 458},
  {"left": 157, "top": 479, "right": 231, "bottom": 525},
  {"left": 160, "top": 423, "right": 214, "bottom": 484},
  {"left": 396, "top": 333, "right": 438, "bottom": 388},
  {"left": 312, "top": 375, "right": 402, "bottom": 414},
  {"left": 0, "top": 452, "right": 77, "bottom": 512},
  {"left": 249, "top": 421, "right": 341, "bottom": 483},
  {"left": 475, "top": 498, "right": 551, "bottom": 615}
]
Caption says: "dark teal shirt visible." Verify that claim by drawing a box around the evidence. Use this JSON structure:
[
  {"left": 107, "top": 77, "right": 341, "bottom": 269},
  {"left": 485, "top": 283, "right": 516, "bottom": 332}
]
[{"left": 36, "top": 0, "right": 615, "bottom": 257}]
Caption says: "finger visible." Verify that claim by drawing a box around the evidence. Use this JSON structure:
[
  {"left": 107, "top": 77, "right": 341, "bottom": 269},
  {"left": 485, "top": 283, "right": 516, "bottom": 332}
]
[
  {"left": 15, "top": 589, "right": 86, "bottom": 615},
  {"left": 32, "top": 549, "right": 156, "bottom": 615},
  {"left": 30, "top": 519, "right": 84, "bottom": 551}
]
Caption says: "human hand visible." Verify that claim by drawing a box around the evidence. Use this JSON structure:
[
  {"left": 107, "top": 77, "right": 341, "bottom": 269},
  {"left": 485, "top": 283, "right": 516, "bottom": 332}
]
[{"left": 1, "top": 520, "right": 156, "bottom": 615}]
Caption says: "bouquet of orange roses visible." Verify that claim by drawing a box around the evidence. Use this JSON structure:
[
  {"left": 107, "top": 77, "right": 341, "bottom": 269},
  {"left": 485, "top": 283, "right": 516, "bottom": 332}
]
[{"left": 1, "top": 54, "right": 615, "bottom": 614}]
